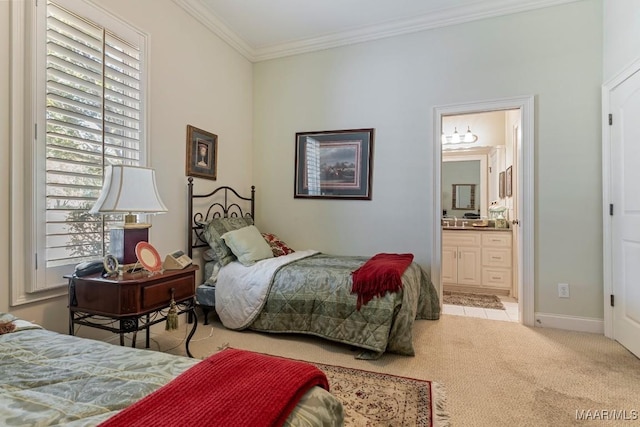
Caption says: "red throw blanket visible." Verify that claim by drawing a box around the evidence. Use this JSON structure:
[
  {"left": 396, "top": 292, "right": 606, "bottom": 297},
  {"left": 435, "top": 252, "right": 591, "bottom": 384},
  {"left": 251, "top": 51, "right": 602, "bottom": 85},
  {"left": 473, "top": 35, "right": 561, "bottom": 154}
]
[
  {"left": 99, "top": 348, "right": 329, "bottom": 427},
  {"left": 351, "top": 253, "right": 414, "bottom": 309}
]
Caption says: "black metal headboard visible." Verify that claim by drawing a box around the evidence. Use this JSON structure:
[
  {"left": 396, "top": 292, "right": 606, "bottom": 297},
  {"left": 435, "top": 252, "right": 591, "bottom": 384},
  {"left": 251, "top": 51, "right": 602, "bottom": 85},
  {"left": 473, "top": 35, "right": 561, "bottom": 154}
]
[{"left": 187, "top": 177, "right": 255, "bottom": 258}]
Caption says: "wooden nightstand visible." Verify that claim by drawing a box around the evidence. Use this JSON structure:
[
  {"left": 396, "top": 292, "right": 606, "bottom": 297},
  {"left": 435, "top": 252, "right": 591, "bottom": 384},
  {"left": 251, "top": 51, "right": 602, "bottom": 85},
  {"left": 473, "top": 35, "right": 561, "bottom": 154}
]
[{"left": 66, "top": 265, "right": 199, "bottom": 357}]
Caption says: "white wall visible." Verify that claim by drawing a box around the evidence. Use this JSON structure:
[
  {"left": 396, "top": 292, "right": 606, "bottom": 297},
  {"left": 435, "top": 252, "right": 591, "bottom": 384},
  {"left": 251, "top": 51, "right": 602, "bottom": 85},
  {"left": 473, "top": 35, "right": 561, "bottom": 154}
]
[
  {"left": 1, "top": 0, "right": 253, "bottom": 332},
  {"left": 603, "top": 0, "right": 640, "bottom": 82},
  {"left": 254, "top": 1, "right": 604, "bottom": 318}
]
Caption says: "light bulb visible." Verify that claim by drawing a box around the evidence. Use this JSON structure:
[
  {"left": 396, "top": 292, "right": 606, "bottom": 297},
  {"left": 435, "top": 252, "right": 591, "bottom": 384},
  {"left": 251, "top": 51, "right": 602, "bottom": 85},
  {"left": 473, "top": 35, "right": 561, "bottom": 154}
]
[
  {"left": 451, "top": 127, "right": 460, "bottom": 144},
  {"left": 464, "top": 126, "right": 475, "bottom": 143}
]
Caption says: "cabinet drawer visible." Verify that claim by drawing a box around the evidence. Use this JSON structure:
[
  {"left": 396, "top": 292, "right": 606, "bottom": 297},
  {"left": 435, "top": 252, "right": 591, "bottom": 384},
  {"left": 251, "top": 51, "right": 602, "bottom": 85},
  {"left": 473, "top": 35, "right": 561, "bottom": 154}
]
[
  {"left": 482, "top": 248, "right": 512, "bottom": 267},
  {"left": 443, "top": 231, "right": 481, "bottom": 247},
  {"left": 142, "top": 276, "right": 194, "bottom": 310},
  {"left": 482, "top": 233, "right": 512, "bottom": 247},
  {"left": 482, "top": 268, "right": 512, "bottom": 289}
]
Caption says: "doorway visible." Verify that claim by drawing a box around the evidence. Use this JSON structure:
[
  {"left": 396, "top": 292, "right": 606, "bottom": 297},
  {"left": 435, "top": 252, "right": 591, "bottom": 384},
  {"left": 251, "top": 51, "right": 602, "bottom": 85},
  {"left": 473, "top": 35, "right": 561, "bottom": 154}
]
[
  {"left": 432, "top": 96, "right": 535, "bottom": 326},
  {"left": 441, "top": 110, "right": 520, "bottom": 321}
]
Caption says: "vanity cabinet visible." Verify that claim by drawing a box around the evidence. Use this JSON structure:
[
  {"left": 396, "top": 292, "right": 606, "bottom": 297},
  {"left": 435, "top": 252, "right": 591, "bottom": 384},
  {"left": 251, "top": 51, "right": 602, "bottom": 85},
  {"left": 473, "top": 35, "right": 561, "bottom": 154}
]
[
  {"left": 442, "top": 232, "right": 482, "bottom": 287},
  {"left": 443, "top": 229, "right": 513, "bottom": 294},
  {"left": 480, "top": 232, "right": 512, "bottom": 290}
]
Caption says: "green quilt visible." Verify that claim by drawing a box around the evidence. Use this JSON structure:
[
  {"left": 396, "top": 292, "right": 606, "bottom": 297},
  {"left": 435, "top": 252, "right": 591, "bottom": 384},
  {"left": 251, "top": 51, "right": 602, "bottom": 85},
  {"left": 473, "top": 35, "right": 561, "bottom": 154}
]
[
  {"left": 249, "top": 254, "right": 440, "bottom": 358},
  {"left": 0, "top": 314, "right": 343, "bottom": 426}
]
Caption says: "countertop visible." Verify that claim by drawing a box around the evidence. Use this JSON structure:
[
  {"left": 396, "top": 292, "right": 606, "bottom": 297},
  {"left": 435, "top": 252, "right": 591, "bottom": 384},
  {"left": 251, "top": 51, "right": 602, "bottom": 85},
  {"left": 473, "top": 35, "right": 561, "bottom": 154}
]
[{"left": 442, "top": 226, "right": 512, "bottom": 232}]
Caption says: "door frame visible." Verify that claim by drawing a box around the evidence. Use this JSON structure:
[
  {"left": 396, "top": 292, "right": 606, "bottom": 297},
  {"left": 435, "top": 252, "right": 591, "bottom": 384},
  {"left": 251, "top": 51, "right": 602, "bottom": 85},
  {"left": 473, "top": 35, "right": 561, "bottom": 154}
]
[
  {"left": 432, "top": 95, "right": 535, "bottom": 326},
  {"left": 602, "top": 58, "right": 640, "bottom": 339}
]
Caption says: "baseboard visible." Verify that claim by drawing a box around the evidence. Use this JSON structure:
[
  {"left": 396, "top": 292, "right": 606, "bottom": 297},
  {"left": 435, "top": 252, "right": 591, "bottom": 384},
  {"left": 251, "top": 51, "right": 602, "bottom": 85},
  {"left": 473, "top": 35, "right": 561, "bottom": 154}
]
[{"left": 534, "top": 312, "right": 604, "bottom": 334}]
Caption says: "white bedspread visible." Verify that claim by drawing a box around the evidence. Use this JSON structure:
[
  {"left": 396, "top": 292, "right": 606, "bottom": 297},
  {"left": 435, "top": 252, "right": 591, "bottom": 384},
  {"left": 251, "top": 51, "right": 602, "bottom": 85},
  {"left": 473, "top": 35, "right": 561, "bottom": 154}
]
[{"left": 215, "top": 250, "right": 319, "bottom": 329}]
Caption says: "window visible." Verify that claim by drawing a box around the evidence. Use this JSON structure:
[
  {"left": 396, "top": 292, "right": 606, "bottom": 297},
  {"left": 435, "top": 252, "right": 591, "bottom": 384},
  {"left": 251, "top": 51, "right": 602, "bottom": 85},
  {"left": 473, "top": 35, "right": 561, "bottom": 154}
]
[{"left": 11, "top": 0, "right": 147, "bottom": 301}]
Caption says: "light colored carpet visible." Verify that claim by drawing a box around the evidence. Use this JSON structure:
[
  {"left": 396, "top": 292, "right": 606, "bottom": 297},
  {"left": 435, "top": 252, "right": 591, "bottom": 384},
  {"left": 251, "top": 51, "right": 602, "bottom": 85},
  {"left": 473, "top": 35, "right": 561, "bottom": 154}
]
[
  {"left": 443, "top": 291, "right": 505, "bottom": 309},
  {"left": 147, "top": 314, "right": 640, "bottom": 427}
]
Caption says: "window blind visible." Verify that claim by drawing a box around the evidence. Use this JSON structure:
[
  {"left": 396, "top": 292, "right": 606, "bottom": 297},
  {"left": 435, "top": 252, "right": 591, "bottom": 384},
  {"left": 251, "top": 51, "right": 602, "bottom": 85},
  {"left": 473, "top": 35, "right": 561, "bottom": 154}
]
[{"left": 38, "top": 1, "right": 143, "bottom": 286}]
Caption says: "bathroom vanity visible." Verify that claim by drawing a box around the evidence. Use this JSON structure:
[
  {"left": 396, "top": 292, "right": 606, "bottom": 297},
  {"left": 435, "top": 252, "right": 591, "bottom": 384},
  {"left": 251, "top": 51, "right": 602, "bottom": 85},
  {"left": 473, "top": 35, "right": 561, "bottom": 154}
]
[{"left": 442, "top": 227, "right": 513, "bottom": 296}]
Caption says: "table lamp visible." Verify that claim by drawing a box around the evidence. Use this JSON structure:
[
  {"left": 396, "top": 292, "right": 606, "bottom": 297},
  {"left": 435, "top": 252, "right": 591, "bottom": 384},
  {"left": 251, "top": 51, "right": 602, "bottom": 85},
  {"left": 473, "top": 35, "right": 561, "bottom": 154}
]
[{"left": 89, "top": 165, "right": 167, "bottom": 268}]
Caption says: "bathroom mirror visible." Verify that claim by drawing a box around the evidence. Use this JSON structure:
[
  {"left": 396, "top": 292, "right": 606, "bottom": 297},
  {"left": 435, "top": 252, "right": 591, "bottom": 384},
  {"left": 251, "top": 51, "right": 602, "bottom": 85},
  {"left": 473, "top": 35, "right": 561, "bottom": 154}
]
[
  {"left": 452, "top": 184, "right": 476, "bottom": 210},
  {"left": 442, "top": 156, "right": 485, "bottom": 217}
]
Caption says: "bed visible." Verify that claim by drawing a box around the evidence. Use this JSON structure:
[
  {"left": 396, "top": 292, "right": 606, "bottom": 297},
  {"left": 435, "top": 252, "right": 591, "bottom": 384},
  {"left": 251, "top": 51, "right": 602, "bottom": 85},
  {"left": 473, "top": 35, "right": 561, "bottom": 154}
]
[
  {"left": 188, "top": 179, "right": 441, "bottom": 359},
  {"left": 0, "top": 312, "right": 344, "bottom": 426}
]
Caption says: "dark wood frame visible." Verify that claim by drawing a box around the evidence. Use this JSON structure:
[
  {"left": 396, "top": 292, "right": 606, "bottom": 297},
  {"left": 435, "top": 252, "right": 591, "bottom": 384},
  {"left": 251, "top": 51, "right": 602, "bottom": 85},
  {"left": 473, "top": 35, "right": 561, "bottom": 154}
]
[
  {"left": 499, "top": 171, "right": 506, "bottom": 198},
  {"left": 451, "top": 183, "right": 476, "bottom": 210},
  {"left": 294, "top": 128, "right": 374, "bottom": 200},
  {"left": 506, "top": 165, "right": 513, "bottom": 197},
  {"left": 186, "top": 125, "right": 217, "bottom": 180}
]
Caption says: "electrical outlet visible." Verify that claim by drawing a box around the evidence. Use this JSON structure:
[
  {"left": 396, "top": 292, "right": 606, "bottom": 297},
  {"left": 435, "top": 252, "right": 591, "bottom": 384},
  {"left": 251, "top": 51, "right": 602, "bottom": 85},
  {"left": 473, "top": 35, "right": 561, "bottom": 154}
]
[{"left": 558, "top": 283, "right": 570, "bottom": 298}]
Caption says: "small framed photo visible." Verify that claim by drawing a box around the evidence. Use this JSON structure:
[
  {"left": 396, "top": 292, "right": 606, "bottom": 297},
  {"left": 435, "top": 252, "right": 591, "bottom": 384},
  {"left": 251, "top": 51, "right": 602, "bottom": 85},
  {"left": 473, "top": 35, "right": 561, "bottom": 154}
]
[
  {"left": 186, "top": 125, "right": 217, "bottom": 180},
  {"left": 294, "top": 128, "right": 374, "bottom": 200},
  {"left": 499, "top": 171, "right": 506, "bottom": 198},
  {"left": 506, "top": 165, "right": 513, "bottom": 197}
]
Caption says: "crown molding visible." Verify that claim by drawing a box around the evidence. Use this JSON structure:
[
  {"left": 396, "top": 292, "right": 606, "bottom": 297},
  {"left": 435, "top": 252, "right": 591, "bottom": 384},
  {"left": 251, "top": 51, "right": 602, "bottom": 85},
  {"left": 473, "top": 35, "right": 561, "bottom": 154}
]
[
  {"left": 172, "top": 0, "right": 255, "bottom": 61},
  {"left": 175, "top": 0, "right": 582, "bottom": 63}
]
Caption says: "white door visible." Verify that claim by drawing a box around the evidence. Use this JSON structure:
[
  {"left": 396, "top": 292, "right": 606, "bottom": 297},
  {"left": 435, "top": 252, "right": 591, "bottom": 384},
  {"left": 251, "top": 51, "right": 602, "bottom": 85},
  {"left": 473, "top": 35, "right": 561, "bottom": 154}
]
[
  {"left": 488, "top": 149, "right": 499, "bottom": 203},
  {"left": 511, "top": 121, "right": 521, "bottom": 301},
  {"left": 610, "top": 69, "right": 640, "bottom": 358}
]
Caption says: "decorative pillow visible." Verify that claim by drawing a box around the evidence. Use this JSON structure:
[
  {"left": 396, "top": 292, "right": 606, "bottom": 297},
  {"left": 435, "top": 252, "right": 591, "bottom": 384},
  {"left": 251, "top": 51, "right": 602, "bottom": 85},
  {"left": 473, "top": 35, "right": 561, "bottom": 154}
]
[
  {"left": 202, "top": 216, "right": 254, "bottom": 266},
  {"left": 221, "top": 225, "right": 274, "bottom": 267},
  {"left": 262, "top": 233, "right": 295, "bottom": 257},
  {"left": 0, "top": 313, "right": 42, "bottom": 333},
  {"left": 0, "top": 321, "right": 16, "bottom": 335}
]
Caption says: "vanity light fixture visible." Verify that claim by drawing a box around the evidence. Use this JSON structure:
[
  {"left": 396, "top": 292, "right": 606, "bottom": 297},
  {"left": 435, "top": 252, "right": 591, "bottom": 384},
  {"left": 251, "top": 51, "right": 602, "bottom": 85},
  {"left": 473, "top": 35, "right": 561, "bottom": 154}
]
[{"left": 442, "top": 126, "right": 478, "bottom": 145}]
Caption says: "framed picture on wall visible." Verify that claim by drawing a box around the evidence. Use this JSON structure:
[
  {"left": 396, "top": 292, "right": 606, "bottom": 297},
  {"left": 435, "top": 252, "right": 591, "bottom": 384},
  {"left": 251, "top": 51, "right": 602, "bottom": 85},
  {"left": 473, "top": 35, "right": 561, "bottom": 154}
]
[
  {"left": 506, "top": 165, "right": 513, "bottom": 197},
  {"left": 294, "top": 128, "right": 374, "bottom": 200},
  {"left": 499, "top": 171, "right": 506, "bottom": 198},
  {"left": 186, "top": 125, "right": 217, "bottom": 180}
]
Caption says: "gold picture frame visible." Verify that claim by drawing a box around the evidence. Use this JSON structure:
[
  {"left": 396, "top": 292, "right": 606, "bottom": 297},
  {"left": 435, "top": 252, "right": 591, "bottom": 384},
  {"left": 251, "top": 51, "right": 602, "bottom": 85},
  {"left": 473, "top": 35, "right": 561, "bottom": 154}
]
[
  {"left": 506, "top": 165, "right": 513, "bottom": 197},
  {"left": 186, "top": 125, "right": 217, "bottom": 180}
]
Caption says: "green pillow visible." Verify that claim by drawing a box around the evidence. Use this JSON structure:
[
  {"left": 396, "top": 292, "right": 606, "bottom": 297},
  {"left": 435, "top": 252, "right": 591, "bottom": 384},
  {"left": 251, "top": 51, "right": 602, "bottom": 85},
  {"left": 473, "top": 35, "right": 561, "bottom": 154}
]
[
  {"left": 221, "top": 225, "right": 274, "bottom": 266},
  {"left": 201, "top": 216, "right": 254, "bottom": 266}
]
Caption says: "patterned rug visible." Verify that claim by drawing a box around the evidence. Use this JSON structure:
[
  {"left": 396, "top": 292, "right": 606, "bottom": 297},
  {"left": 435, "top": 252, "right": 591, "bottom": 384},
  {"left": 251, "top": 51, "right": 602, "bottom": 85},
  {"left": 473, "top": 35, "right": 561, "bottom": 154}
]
[
  {"left": 313, "top": 362, "right": 449, "bottom": 426},
  {"left": 443, "top": 291, "right": 505, "bottom": 310}
]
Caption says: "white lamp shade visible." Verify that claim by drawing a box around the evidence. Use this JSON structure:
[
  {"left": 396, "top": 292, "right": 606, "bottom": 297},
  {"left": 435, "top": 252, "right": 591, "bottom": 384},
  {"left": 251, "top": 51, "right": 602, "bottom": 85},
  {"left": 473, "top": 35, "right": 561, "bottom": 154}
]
[{"left": 89, "top": 165, "right": 168, "bottom": 215}]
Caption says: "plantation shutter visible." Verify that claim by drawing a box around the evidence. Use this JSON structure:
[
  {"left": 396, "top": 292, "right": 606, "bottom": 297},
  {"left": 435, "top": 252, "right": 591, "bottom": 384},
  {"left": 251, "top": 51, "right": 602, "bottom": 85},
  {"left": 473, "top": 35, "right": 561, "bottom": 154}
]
[{"left": 34, "top": 1, "right": 145, "bottom": 291}]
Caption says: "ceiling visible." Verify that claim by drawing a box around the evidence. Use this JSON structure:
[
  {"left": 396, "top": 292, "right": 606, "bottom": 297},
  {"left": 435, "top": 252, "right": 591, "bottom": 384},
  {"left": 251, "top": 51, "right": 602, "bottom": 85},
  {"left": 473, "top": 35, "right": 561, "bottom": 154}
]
[{"left": 173, "top": 0, "right": 580, "bottom": 62}]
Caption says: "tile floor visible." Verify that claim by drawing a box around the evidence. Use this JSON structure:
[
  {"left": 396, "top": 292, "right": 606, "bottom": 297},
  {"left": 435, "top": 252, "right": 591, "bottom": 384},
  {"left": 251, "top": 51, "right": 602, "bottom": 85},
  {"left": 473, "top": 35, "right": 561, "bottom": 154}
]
[{"left": 442, "top": 296, "right": 520, "bottom": 322}]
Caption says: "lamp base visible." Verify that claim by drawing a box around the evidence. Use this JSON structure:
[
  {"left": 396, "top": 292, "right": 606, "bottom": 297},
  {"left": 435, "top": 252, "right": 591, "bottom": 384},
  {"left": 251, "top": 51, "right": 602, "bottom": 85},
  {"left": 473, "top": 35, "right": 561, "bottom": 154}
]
[{"left": 109, "top": 228, "right": 149, "bottom": 267}]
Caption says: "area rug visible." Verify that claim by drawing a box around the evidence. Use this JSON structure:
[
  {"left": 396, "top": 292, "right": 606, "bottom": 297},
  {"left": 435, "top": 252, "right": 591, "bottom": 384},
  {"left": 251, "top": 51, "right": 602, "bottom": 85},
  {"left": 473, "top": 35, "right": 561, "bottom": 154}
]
[
  {"left": 443, "top": 291, "right": 505, "bottom": 310},
  {"left": 312, "top": 362, "right": 449, "bottom": 426}
]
